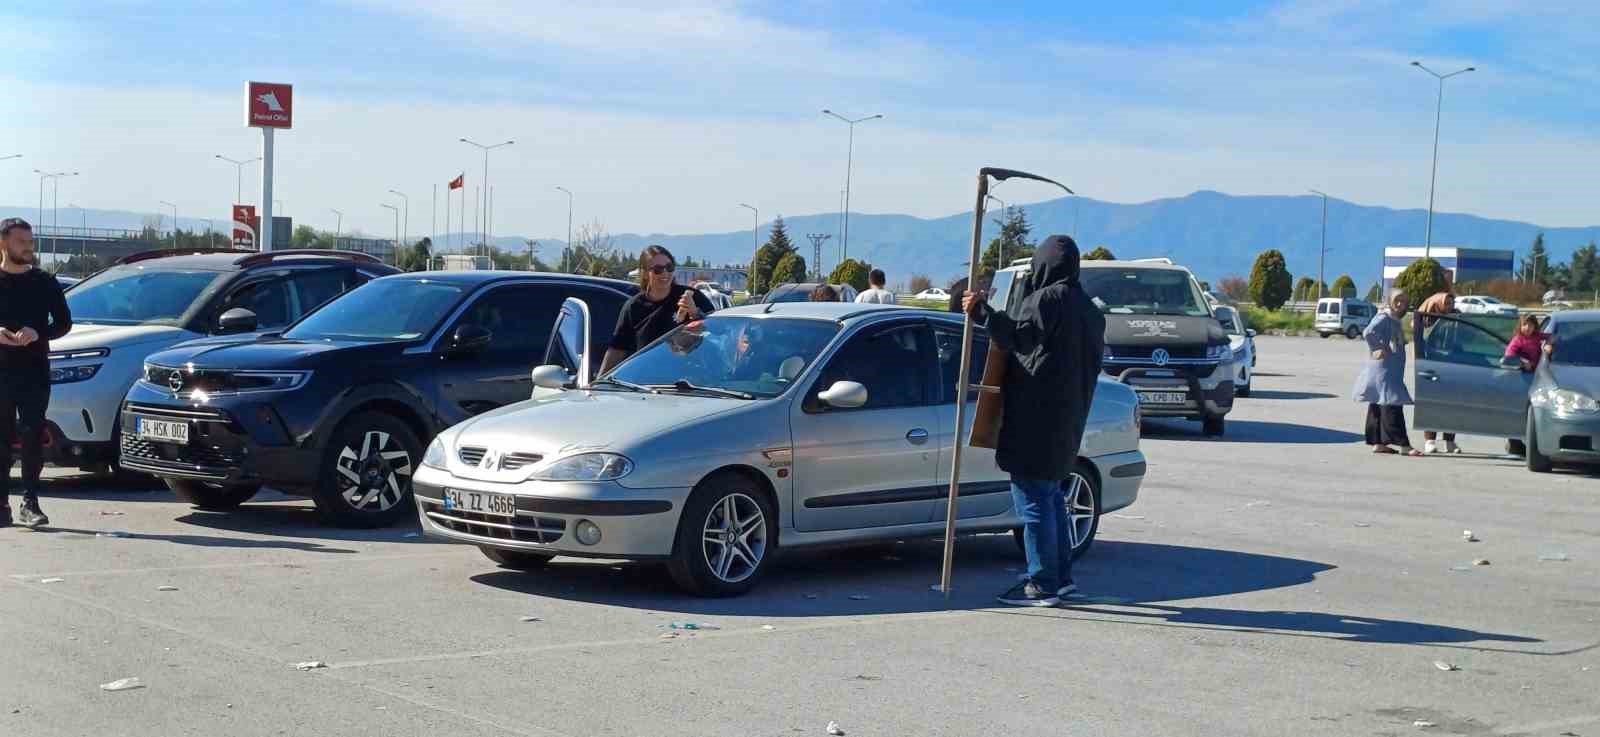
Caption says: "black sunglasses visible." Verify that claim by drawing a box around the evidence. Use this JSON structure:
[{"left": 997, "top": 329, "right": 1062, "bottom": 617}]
[{"left": 648, "top": 264, "right": 675, "bottom": 275}]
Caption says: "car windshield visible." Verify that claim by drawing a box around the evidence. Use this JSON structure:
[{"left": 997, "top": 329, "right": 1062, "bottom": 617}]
[
  {"left": 1479, "top": 297, "right": 1503, "bottom": 304},
  {"left": 1217, "top": 308, "right": 1245, "bottom": 335},
  {"left": 66, "top": 266, "right": 227, "bottom": 326},
  {"left": 1551, "top": 321, "right": 1600, "bottom": 367},
  {"left": 989, "top": 270, "right": 1017, "bottom": 312},
  {"left": 1080, "top": 267, "right": 1210, "bottom": 316},
  {"left": 283, "top": 278, "right": 465, "bottom": 341},
  {"left": 609, "top": 316, "right": 839, "bottom": 398}
]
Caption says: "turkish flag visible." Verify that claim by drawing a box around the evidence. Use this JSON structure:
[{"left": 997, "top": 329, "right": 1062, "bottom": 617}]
[{"left": 448, "top": 174, "right": 464, "bottom": 190}]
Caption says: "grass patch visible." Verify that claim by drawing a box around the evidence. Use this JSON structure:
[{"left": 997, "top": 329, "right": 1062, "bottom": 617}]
[{"left": 1243, "top": 306, "right": 1314, "bottom": 332}]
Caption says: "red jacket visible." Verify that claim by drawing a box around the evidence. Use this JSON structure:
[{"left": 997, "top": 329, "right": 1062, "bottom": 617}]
[{"left": 1505, "top": 332, "right": 1547, "bottom": 368}]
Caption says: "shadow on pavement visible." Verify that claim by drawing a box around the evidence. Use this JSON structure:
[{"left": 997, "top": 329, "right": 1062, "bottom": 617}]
[
  {"left": 1245, "top": 390, "right": 1338, "bottom": 401},
  {"left": 30, "top": 526, "right": 360, "bottom": 554},
  {"left": 172, "top": 504, "right": 426, "bottom": 544},
  {"left": 1144, "top": 419, "right": 1362, "bottom": 444},
  {"left": 1019, "top": 603, "right": 1543, "bottom": 647}
]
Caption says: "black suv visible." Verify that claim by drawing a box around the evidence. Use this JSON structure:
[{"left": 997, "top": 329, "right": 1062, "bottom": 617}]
[{"left": 120, "top": 271, "right": 637, "bottom": 527}]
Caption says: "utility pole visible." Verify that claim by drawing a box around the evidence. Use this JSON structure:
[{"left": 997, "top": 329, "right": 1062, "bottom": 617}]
[
  {"left": 805, "top": 233, "right": 832, "bottom": 282},
  {"left": 555, "top": 186, "right": 573, "bottom": 273},
  {"left": 1309, "top": 189, "right": 1330, "bottom": 301},
  {"left": 821, "top": 110, "right": 883, "bottom": 263},
  {"left": 1410, "top": 61, "right": 1475, "bottom": 259}
]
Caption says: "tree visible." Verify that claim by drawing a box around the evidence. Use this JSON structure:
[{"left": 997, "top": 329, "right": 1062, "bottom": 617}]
[
  {"left": 1247, "top": 249, "right": 1293, "bottom": 311},
  {"left": 974, "top": 207, "right": 1035, "bottom": 287},
  {"left": 771, "top": 252, "right": 807, "bottom": 286},
  {"left": 290, "top": 224, "right": 319, "bottom": 248},
  {"left": 1364, "top": 282, "right": 1383, "bottom": 303},
  {"left": 1292, "top": 276, "right": 1327, "bottom": 303},
  {"left": 908, "top": 274, "right": 933, "bottom": 294},
  {"left": 1330, "top": 274, "right": 1357, "bottom": 298},
  {"left": 1521, "top": 232, "right": 1552, "bottom": 286},
  {"left": 1568, "top": 241, "right": 1598, "bottom": 294},
  {"left": 748, "top": 215, "right": 798, "bottom": 295},
  {"left": 1392, "top": 257, "right": 1450, "bottom": 307},
  {"left": 1083, "top": 246, "right": 1116, "bottom": 261},
  {"left": 1218, "top": 275, "right": 1249, "bottom": 302},
  {"left": 829, "top": 258, "right": 872, "bottom": 292}
]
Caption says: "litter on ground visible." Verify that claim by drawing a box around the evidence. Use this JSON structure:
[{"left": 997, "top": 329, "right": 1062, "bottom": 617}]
[{"left": 99, "top": 678, "right": 144, "bottom": 692}]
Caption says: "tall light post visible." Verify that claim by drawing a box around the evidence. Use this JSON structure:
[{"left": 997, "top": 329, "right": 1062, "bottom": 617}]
[
  {"left": 69, "top": 202, "right": 87, "bottom": 265},
  {"left": 35, "top": 169, "right": 78, "bottom": 260},
  {"left": 387, "top": 189, "right": 409, "bottom": 247},
  {"left": 329, "top": 208, "right": 344, "bottom": 244},
  {"left": 1410, "top": 61, "right": 1474, "bottom": 258},
  {"left": 459, "top": 137, "right": 514, "bottom": 257},
  {"left": 160, "top": 200, "right": 178, "bottom": 246},
  {"left": 555, "top": 186, "right": 573, "bottom": 272},
  {"left": 214, "top": 155, "right": 261, "bottom": 204},
  {"left": 1309, "top": 189, "right": 1330, "bottom": 301},
  {"left": 381, "top": 204, "right": 400, "bottom": 263},
  {"left": 821, "top": 109, "right": 882, "bottom": 262},
  {"left": 986, "top": 195, "right": 1007, "bottom": 271},
  {"left": 1, "top": 154, "right": 20, "bottom": 163}
]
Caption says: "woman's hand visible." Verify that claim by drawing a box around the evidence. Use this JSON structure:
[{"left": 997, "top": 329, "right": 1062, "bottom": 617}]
[
  {"left": 676, "top": 291, "right": 701, "bottom": 323},
  {"left": 1371, "top": 348, "right": 1388, "bottom": 360}
]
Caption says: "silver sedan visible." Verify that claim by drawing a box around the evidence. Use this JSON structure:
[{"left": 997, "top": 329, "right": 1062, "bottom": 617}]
[{"left": 413, "top": 301, "right": 1147, "bottom": 596}]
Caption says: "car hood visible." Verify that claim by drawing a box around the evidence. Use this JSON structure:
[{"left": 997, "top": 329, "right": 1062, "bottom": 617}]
[
  {"left": 1549, "top": 363, "right": 1600, "bottom": 398},
  {"left": 1102, "top": 314, "right": 1224, "bottom": 347},
  {"left": 54, "top": 323, "right": 190, "bottom": 350},
  {"left": 448, "top": 389, "right": 749, "bottom": 460},
  {"left": 1227, "top": 334, "right": 1248, "bottom": 351},
  {"left": 147, "top": 335, "right": 400, "bottom": 370}
]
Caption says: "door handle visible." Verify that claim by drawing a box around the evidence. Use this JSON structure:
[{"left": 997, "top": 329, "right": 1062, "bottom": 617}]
[
  {"left": 906, "top": 428, "right": 930, "bottom": 445},
  {"left": 1417, "top": 370, "right": 1439, "bottom": 381}
]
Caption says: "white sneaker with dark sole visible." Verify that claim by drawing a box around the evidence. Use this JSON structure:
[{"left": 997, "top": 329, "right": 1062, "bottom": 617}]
[{"left": 998, "top": 581, "right": 1060, "bottom": 607}]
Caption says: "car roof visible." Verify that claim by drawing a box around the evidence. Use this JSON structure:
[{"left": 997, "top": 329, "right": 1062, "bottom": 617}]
[
  {"left": 716, "top": 301, "right": 926, "bottom": 323},
  {"left": 111, "top": 248, "right": 398, "bottom": 271},
  {"left": 1000, "top": 259, "right": 1192, "bottom": 274},
  {"left": 1551, "top": 309, "right": 1600, "bottom": 324},
  {"left": 374, "top": 270, "right": 637, "bottom": 292}
]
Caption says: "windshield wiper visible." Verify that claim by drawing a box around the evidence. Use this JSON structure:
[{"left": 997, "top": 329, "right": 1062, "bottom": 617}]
[
  {"left": 592, "top": 376, "right": 655, "bottom": 393},
  {"left": 653, "top": 379, "right": 754, "bottom": 400}
]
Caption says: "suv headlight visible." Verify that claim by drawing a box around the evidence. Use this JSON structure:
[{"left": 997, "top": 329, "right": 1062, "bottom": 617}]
[
  {"left": 1205, "top": 343, "right": 1230, "bottom": 361},
  {"left": 421, "top": 437, "right": 448, "bottom": 470},
  {"left": 50, "top": 364, "right": 101, "bottom": 384},
  {"left": 227, "top": 370, "right": 312, "bottom": 393},
  {"left": 533, "top": 453, "right": 634, "bottom": 482},
  {"left": 1531, "top": 387, "right": 1599, "bottom": 414}
]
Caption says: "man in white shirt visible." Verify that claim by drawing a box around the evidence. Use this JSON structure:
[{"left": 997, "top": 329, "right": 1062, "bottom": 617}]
[{"left": 855, "top": 269, "right": 896, "bottom": 304}]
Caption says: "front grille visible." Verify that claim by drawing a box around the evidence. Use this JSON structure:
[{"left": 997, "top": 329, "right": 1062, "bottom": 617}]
[
  {"left": 498, "top": 452, "right": 543, "bottom": 470},
  {"left": 458, "top": 446, "right": 486, "bottom": 466},
  {"left": 120, "top": 434, "right": 242, "bottom": 469},
  {"left": 1107, "top": 344, "right": 1207, "bottom": 360},
  {"left": 420, "top": 500, "right": 566, "bottom": 544},
  {"left": 125, "top": 402, "right": 230, "bottom": 422}
]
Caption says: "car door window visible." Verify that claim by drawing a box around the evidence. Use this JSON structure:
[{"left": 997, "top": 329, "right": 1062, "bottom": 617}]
[
  {"left": 226, "top": 278, "right": 292, "bottom": 330},
  {"left": 1418, "top": 315, "right": 1510, "bottom": 369},
  {"left": 565, "top": 285, "right": 630, "bottom": 357},
  {"left": 813, "top": 323, "right": 932, "bottom": 410},
  {"left": 934, "top": 328, "right": 989, "bottom": 404},
  {"left": 288, "top": 268, "right": 351, "bottom": 315},
  {"left": 452, "top": 285, "right": 564, "bottom": 358}
]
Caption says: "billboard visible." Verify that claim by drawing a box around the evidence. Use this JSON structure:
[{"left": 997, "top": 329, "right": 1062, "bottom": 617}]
[
  {"left": 246, "top": 82, "right": 293, "bottom": 129},
  {"left": 232, "top": 205, "right": 258, "bottom": 249}
]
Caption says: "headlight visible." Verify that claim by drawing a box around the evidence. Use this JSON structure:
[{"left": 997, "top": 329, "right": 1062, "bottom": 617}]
[
  {"left": 1206, "top": 343, "right": 1230, "bottom": 361},
  {"left": 1532, "top": 387, "right": 1600, "bottom": 414},
  {"left": 533, "top": 453, "right": 634, "bottom": 482},
  {"left": 226, "top": 371, "right": 312, "bottom": 393},
  {"left": 48, "top": 347, "right": 110, "bottom": 361},
  {"left": 49, "top": 364, "right": 101, "bottom": 384},
  {"left": 421, "top": 437, "right": 448, "bottom": 470}
]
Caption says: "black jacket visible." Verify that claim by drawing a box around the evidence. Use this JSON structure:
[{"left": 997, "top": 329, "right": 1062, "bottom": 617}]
[
  {"left": 0, "top": 267, "right": 72, "bottom": 378},
  {"left": 972, "top": 235, "right": 1104, "bottom": 480}
]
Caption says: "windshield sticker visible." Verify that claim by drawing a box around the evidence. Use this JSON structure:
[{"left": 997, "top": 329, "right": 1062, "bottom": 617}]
[{"left": 1125, "top": 319, "right": 1181, "bottom": 338}]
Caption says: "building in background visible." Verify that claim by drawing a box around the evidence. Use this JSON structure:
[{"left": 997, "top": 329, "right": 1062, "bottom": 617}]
[{"left": 1382, "top": 246, "right": 1515, "bottom": 295}]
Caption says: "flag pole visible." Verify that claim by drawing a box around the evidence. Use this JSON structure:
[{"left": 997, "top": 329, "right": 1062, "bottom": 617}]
[{"left": 937, "top": 167, "right": 1075, "bottom": 600}]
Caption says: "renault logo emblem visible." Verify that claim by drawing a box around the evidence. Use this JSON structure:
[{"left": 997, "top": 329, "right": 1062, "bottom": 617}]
[
  {"left": 481, "top": 450, "right": 499, "bottom": 470},
  {"left": 1151, "top": 348, "right": 1170, "bottom": 366},
  {"left": 167, "top": 370, "right": 184, "bottom": 393}
]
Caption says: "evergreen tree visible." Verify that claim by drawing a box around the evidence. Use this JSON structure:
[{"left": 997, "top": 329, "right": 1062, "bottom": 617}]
[
  {"left": 1568, "top": 242, "right": 1598, "bottom": 294},
  {"left": 1521, "top": 232, "right": 1551, "bottom": 285},
  {"left": 1330, "top": 274, "right": 1357, "bottom": 298},
  {"left": 1364, "top": 282, "right": 1383, "bottom": 303},
  {"left": 1247, "top": 249, "right": 1293, "bottom": 311},
  {"left": 829, "top": 258, "right": 872, "bottom": 292},
  {"left": 1393, "top": 257, "right": 1450, "bottom": 307},
  {"left": 975, "top": 207, "right": 1035, "bottom": 287},
  {"left": 1292, "top": 276, "right": 1327, "bottom": 302},
  {"left": 748, "top": 215, "right": 798, "bottom": 295},
  {"left": 1083, "top": 246, "right": 1115, "bottom": 261},
  {"left": 771, "top": 252, "right": 807, "bottom": 286}
]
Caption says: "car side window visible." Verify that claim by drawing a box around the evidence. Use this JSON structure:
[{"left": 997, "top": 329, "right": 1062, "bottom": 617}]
[
  {"left": 934, "top": 328, "right": 989, "bottom": 404},
  {"left": 452, "top": 285, "right": 564, "bottom": 357},
  {"left": 287, "top": 268, "right": 351, "bottom": 316},
  {"left": 1419, "top": 315, "right": 1508, "bottom": 369},
  {"left": 565, "top": 285, "right": 630, "bottom": 356},
  {"left": 813, "top": 323, "right": 932, "bottom": 410},
  {"left": 225, "top": 278, "right": 293, "bottom": 330}
]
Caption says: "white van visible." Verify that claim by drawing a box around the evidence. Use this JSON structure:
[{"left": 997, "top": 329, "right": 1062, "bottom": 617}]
[{"left": 1315, "top": 298, "right": 1376, "bottom": 339}]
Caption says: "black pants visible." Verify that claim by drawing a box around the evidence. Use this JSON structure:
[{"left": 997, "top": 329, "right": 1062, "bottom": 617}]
[
  {"left": 0, "top": 378, "right": 50, "bottom": 498},
  {"left": 1365, "top": 404, "right": 1410, "bottom": 448}
]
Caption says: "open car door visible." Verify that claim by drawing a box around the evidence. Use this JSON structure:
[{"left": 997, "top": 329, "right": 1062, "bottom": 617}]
[
  {"left": 1413, "top": 313, "right": 1532, "bottom": 439},
  {"left": 539, "top": 297, "right": 593, "bottom": 390}
]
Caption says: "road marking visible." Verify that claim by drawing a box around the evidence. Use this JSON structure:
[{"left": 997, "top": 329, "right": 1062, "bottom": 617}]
[{"left": 1497, "top": 714, "right": 1600, "bottom": 735}]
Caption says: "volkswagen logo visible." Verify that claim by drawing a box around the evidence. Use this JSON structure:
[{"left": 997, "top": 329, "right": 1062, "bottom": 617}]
[
  {"left": 167, "top": 370, "right": 185, "bottom": 393},
  {"left": 1151, "top": 348, "right": 1170, "bottom": 367}
]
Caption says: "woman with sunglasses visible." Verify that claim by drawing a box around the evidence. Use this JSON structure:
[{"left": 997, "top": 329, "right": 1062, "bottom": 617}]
[{"left": 601, "top": 245, "right": 716, "bottom": 374}]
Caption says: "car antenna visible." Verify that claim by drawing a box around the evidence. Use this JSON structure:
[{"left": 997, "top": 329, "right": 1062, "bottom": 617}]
[{"left": 763, "top": 301, "right": 778, "bottom": 314}]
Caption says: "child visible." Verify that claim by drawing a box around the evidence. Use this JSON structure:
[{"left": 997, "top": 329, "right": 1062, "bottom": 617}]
[{"left": 1505, "top": 314, "right": 1549, "bottom": 372}]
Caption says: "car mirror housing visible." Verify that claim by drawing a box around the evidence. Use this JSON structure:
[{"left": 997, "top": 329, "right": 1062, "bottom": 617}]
[
  {"left": 1246, "top": 329, "right": 1257, "bottom": 338},
  {"left": 818, "top": 380, "right": 868, "bottom": 409},
  {"left": 448, "top": 324, "right": 493, "bottom": 354},
  {"left": 217, "top": 307, "right": 259, "bottom": 335},
  {"left": 1499, "top": 355, "right": 1523, "bottom": 369},
  {"left": 531, "top": 364, "right": 570, "bottom": 390}
]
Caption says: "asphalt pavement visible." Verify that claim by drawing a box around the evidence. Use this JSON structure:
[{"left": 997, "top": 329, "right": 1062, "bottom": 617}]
[{"left": 2, "top": 335, "right": 1596, "bottom": 737}]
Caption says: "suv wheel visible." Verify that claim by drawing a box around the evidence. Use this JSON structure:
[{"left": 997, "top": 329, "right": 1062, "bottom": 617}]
[
  {"left": 1345, "top": 325, "right": 1361, "bottom": 340},
  {"left": 313, "top": 412, "right": 421, "bottom": 528},
  {"left": 1202, "top": 414, "right": 1226, "bottom": 436},
  {"left": 1011, "top": 466, "right": 1102, "bottom": 562},
  {"left": 668, "top": 472, "right": 776, "bottom": 597},
  {"left": 480, "top": 546, "right": 554, "bottom": 570},
  {"left": 1526, "top": 413, "right": 1553, "bottom": 473},
  {"left": 167, "top": 479, "right": 262, "bottom": 511}
]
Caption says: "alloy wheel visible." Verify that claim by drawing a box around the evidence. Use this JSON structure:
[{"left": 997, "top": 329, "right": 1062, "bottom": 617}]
[
  {"left": 1063, "top": 473, "right": 1097, "bottom": 550},
  {"left": 334, "top": 430, "right": 413, "bottom": 513},
  {"left": 700, "top": 493, "right": 767, "bottom": 583}
]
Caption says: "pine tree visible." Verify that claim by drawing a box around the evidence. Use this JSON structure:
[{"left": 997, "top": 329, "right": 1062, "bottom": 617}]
[
  {"left": 749, "top": 215, "right": 798, "bottom": 295},
  {"left": 1521, "top": 232, "right": 1551, "bottom": 285},
  {"left": 1247, "top": 249, "right": 1293, "bottom": 311},
  {"left": 1330, "top": 274, "right": 1356, "bottom": 298},
  {"left": 1569, "top": 242, "right": 1599, "bottom": 294},
  {"left": 975, "top": 207, "right": 1035, "bottom": 287}
]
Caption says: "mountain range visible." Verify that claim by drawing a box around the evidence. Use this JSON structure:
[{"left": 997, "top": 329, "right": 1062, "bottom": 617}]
[{"left": 7, "top": 191, "right": 1595, "bottom": 288}]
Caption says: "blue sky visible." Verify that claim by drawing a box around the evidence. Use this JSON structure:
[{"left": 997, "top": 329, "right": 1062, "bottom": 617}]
[{"left": 4, "top": 0, "right": 1597, "bottom": 241}]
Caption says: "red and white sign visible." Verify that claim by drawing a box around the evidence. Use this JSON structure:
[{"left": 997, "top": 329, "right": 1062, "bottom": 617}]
[
  {"left": 232, "top": 204, "right": 259, "bottom": 249},
  {"left": 246, "top": 82, "right": 293, "bottom": 129}
]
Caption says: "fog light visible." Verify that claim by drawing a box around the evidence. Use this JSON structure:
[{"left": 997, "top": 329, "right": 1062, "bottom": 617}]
[{"left": 575, "top": 519, "right": 602, "bottom": 546}]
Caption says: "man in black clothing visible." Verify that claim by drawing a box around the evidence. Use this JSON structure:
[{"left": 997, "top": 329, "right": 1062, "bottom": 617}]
[
  {"left": 0, "top": 218, "right": 72, "bottom": 529},
  {"left": 964, "top": 235, "right": 1104, "bottom": 607},
  {"left": 601, "top": 245, "right": 715, "bottom": 374}
]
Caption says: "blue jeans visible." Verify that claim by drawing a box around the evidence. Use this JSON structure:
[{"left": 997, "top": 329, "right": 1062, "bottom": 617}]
[{"left": 1011, "top": 475, "right": 1074, "bottom": 592}]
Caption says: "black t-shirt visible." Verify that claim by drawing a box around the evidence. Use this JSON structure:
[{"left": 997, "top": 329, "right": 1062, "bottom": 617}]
[
  {"left": 610, "top": 283, "right": 715, "bottom": 355},
  {"left": 0, "top": 267, "right": 72, "bottom": 377}
]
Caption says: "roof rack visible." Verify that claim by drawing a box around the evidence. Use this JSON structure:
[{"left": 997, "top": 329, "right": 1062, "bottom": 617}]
[
  {"left": 235, "top": 249, "right": 381, "bottom": 267},
  {"left": 116, "top": 248, "right": 256, "bottom": 265},
  {"left": 1010, "top": 257, "right": 1032, "bottom": 266},
  {"left": 1126, "top": 257, "right": 1175, "bottom": 265}
]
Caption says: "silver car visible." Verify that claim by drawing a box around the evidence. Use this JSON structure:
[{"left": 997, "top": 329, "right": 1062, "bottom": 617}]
[
  {"left": 413, "top": 300, "right": 1147, "bottom": 596},
  {"left": 1213, "top": 305, "right": 1256, "bottom": 397}
]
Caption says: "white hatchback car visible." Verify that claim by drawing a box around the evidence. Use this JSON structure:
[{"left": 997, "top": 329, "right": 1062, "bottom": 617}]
[{"left": 414, "top": 300, "right": 1147, "bottom": 596}]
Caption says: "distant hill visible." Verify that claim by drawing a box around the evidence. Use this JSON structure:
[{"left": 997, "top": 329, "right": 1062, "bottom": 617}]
[{"left": 11, "top": 191, "right": 1596, "bottom": 288}]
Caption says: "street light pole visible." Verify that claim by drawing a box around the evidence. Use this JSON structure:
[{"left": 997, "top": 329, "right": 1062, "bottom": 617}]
[
  {"left": 35, "top": 169, "right": 78, "bottom": 261},
  {"left": 69, "top": 202, "right": 86, "bottom": 265},
  {"left": 1309, "top": 189, "right": 1330, "bottom": 301},
  {"left": 160, "top": 200, "right": 178, "bottom": 247},
  {"left": 1410, "top": 61, "right": 1474, "bottom": 259},
  {"left": 986, "top": 195, "right": 1007, "bottom": 271},
  {"left": 0, "top": 154, "right": 20, "bottom": 162},
  {"left": 381, "top": 204, "right": 400, "bottom": 264},
  {"left": 821, "top": 109, "right": 883, "bottom": 263},
  {"left": 555, "top": 186, "right": 573, "bottom": 272},
  {"left": 329, "top": 208, "right": 344, "bottom": 244},
  {"left": 214, "top": 155, "right": 261, "bottom": 204},
  {"left": 459, "top": 137, "right": 514, "bottom": 257},
  {"left": 388, "top": 189, "right": 409, "bottom": 247}
]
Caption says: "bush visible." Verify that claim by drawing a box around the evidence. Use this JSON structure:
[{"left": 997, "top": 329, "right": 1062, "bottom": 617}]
[
  {"left": 1330, "top": 274, "right": 1356, "bottom": 298},
  {"left": 908, "top": 274, "right": 933, "bottom": 294},
  {"left": 1292, "top": 277, "right": 1326, "bottom": 302},
  {"left": 1248, "top": 249, "right": 1293, "bottom": 311},
  {"left": 1454, "top": 278, "right": 1545, "bottom": 307},
  {"left": 829, "top": 258, "right": 872, "bottom": 292},
  {"left": 1243, "top": 305, "right": 1314, "bottom": 332},
  {"left": 1083, "top": 246, "right": 1115, "bottom": 261},
  {"left": 1218, "top": 275, "right": 1249, "bottom": 302},
  {"left": 770, "top": 252, "right": 806, "bottom": 286},
  {"left": 1392, "top": 257, "right": 1450, "bottom": 307}
]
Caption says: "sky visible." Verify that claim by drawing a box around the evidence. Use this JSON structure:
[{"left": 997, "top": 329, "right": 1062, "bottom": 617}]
[{"left": 3, "top": 0, "right": 1598, "bottom": 243}]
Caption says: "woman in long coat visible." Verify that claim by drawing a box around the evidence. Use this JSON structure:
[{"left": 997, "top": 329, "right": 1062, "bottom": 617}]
[{"left": 1353, "top": 292, "right": 1421, "bottom": 456}]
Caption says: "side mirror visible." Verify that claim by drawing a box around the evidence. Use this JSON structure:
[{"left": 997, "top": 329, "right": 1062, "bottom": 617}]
[
  {"left": 217, "top": 307, "right": 259, "bottom": 334},
  {"left": 817, "top": 380, "right": 868, "bottom": 409},
  {"left": 531, "top": 364, "right": 570, "bottom": 389},
  {"left": 1246, "top": 329, "right": 1257, "bottom": 338},
  {"left": 1499, "top": 355, "right": 1523, "bottom": 369},
  {"left": 448, "top": 324, "right": 493, "bottom": 353}
]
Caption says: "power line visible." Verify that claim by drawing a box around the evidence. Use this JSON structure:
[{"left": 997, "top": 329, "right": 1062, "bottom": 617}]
[{"left": 805, "top": 233, "right": 832, "bottom": 281}]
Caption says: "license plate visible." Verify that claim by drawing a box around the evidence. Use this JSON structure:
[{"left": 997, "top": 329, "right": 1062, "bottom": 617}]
[
  {"left": 443, "top": 488, "right": 517, "bottom": 518},
  {"left": 1136, "top": 391, "right": 1188, "bottom": 405},
  {"left": 136, "top": 417, "right": 190, "bottom": 444}
]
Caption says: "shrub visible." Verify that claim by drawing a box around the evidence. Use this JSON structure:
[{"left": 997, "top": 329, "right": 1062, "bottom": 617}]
[
  {"left": 1330, "top": 274, "right": 1357, "bottom": 298},
  {"left": 829, "top": 258, "right": 872, "bottom": 292},
  {"left": 1248, "top": 249, "right": 1293, "bottom": 311},
  {"left": 1392, "top": 257, "right": 1450, "bottom": 308},
  {"left": 1083, "top": 246, "right": 1115, "bottom": 261}
]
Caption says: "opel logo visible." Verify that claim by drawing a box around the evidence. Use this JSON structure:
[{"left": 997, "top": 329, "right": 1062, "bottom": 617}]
[
  {"left": 167, "top": 370, "right": 184, "bottom": 393},
  {"left": 1151, "top": 348, "right": 1170, "bottom": 367}
]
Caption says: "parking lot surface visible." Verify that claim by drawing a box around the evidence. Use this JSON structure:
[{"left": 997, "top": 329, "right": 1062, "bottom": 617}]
[{"left": 2, "top": 335, "right": 1596, "bottom": 737}]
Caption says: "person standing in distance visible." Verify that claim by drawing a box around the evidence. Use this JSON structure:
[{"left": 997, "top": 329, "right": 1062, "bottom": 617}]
[
  {"left": 964, "top": 235, "right": 1104, "bottom": 607},
  {"left": 855, "top": 269, "right": 896, "bottom": 304},
  {"left": 600, "top": 245, "right": 715, "bottom": 375},
  {"left": 0, "top": 218, "right": 72, "bottom": 529}
]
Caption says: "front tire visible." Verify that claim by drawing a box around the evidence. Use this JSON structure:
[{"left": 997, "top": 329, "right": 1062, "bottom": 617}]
[
  {"left": 1526, "top": 412, "right": 1553, "bottom": 473},
  {"left": 312, "top": 412, "right": 421, "bottom": 528},
  {"left": 1010, "top": 466, "right": 1102, "bottom": 562},
  {"left": 167, "top": 479, "right": 262, "bottom": 511},
  {"left": 480, "top": 546, "right": 554, "bottom": 570},
  {"left": 1345, "top": 325, "right": 1361, "bottom": 340},
  {"left": 668, "top": 472, "right": 776, "bottom": 597}
]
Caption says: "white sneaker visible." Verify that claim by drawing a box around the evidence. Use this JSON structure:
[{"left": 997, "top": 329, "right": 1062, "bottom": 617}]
[{"left": 1424, "top": 440, "right": 1438, "bottom": 454}]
